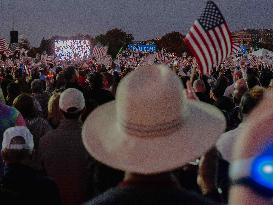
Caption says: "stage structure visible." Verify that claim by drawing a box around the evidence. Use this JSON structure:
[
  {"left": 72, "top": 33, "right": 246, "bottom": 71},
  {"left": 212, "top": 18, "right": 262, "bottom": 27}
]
[{"left": 54, "top": 36, "right": 91, "bottom": 60}]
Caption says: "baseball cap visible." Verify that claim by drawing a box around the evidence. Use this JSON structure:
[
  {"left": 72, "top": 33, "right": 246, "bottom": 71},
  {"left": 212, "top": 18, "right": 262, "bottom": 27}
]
[
  {"left": 59, "top": 88, "right": 85, "bottom": 113},
  {"left": 2, "top": 126, "right": 34, "bottom": 151}
]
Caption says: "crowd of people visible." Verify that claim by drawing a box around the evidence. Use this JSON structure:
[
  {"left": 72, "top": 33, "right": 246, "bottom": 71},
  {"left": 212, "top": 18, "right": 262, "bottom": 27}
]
[{"left": 0, "top": 44, "right": 273, "bottom": 205}]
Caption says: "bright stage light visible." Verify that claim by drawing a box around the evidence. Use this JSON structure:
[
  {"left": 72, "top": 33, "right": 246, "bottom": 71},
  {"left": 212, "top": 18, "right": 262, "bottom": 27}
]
[{"left": 54, "top": 40, "right": 91, "bottom": 60}]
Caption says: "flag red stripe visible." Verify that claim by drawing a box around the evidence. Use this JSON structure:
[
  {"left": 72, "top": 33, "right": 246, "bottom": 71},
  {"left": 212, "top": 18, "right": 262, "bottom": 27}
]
[
  {"left": 195, "top": 22, "right": 217, "bottom": 67},
  {"left": 219, "top": 26, "right": 229, "bottom": 59},
  {"left": 212, "top": 29, "right": 224, "bottom": 65},
  {"left": 215, "top": 27, "right": 226, "bottom": 63},
  {"left": 207, "top": 30, "right": 220, "bottom": 67},
  {"left": 184, "top": 38, "right": 204, "bottom": 75},
  {"left": 0, "top": 38, "right": 12, "bottom": 54},
  {"left": 205, "top": 31, "right": 219, "bottom": 68},
  {"left": 222, "top": 24, "right": 232, "bottom": 56},
  {"left": 209, "top": 30, "right": 222, "bottom": 65},
  {"left": 189, "top": 32, "right": 209, "bottom": 74},
  {"left": 232, "top": 43, "right": 240, "bottom": 53},
  {"left": 183, "top": 1, "right": 234, "bottom": 75},
  {"left": 190, "top": 26, "right": 211, "bottom": 74},
  {"left": 223, "top": 23, "right": 232, "bottom": 56},
  {"left": 226, "top": 22, "right": 235, "bottom": 55},
  {"left": 193, "top": 24, "right": 214, "bottom": 74},
  {"left": 92, "top": 46, "right": 107, "bottom": 59}
]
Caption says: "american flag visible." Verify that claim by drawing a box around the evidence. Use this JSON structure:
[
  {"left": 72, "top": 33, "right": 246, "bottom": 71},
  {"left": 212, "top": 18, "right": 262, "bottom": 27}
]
[
  {"left": 232, "top": 43, "right": 241, "bottom": 54},
  {"left": 155, "top": 51, "right": 162, "bottom": 61},
  {"left": 92, "top": 46, "right": 108, "bottom": 59},
  {"left": 224, "top": 57, "right": 236, "bottom": 68},
  {"left": 141, "top": 53, "right": 157, "bottom": 66},
  {"left": 24, "top": 65, "right": 32, "bottom": 76},
  {"left": 248, "top": 55, "right": 258, "bottom": 67},
  {"left": 96, "top": 55, "right": 113, "bottom": 67},
  {"left": 0, "top": 38, "right": 12, "bottom": 55},
  {"left": 184, "top": 1, "right": 233, "bottom": 75},
  {"left": 155, "top": 49, "right": 164, "bottom": 62}
]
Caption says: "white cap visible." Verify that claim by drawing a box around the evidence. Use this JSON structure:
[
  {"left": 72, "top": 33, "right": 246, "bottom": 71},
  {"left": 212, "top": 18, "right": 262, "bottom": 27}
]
[
  {"left": 2, "top": 126, "right": 34, "bottom": 151},
  {"left": 59, "top": 88, "right": 85, "bottom": 113}
]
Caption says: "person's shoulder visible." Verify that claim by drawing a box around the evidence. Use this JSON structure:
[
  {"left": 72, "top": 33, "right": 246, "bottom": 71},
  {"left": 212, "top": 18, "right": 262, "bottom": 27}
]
[
  {"left": 40, "top": 127, "right": 56, "bottom": 138},
  {"left": 1, "top": 103, "right": 17, "bottom": 112},
  {"left": 83, "top": 187, "right": 122, "bottom": 205},
  {"left": 40, "top": 92, "right": 50, "bottom": 100},
  {"left": 35, "top": 174, "right": 58, "bottom": 190},
  {"left": 217, "top": 125, "right": 242, "bottom": 145},
  {"left": 39, "top": 128, "right": 59, "bottom": 147},
  {"left": 6, "top": 104, "right": 22, "bottom": 118},
  {"left": 102, "top": 88, "right": 112, "bottom": 94},
  {"left": 35, "top": 117, "right": 51, "bottom": 127},
  {"left": 179, "top": 188, "right": 224, "bottom": 205},
  {"left": 31, "top": 174, "right": 61, "bottom": 204},
  {"left": 83, "top": 186, "right": 146, "bottom": 205},
  {"left": 83, "top": 186, "right": 221, "bottom": 205},
  {"left": 101, "top": 89, "right": 114, "bottom": 99}
]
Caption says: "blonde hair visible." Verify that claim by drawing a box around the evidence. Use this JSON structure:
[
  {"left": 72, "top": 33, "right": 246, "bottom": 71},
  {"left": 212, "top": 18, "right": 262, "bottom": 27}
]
[
  {"left": 47, "top": 92, "right": 63, "bottom": 128},
  {"left": 249, "top": 86, "right": 265, "bottom": 101}
]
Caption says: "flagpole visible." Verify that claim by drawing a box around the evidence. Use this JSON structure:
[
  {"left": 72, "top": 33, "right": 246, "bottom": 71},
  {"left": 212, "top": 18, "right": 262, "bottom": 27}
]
[{"left": 116, "top": 46, "right": 124, "bottom": 57}]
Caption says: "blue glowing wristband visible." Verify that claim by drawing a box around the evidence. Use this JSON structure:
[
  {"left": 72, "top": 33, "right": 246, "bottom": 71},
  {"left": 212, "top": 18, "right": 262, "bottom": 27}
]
[
  {"left": 230, "top": 156, "right": 273, "bottom": 198},
  {"left": 232, "top": 177, "right": 273, "bottom": 198}
]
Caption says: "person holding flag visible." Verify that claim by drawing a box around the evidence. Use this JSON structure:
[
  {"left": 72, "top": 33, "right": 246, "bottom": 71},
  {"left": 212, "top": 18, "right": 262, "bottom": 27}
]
[{"left": 184, "top": 1, "right": 234, "bottom": 76}]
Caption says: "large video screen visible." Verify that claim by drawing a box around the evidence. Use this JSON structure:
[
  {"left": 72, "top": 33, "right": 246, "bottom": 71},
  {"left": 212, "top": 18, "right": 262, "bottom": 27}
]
[{"left": 54, "top": 40, "right": 91, "bottom": 60}]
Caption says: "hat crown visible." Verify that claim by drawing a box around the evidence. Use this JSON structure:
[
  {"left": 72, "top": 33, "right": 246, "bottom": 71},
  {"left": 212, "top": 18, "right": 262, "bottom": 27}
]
[
  {"left": 2, "top": 126, "right": 34, "bottom": 151},
  {"left": 59, "top": 88, "right": 85, "bottom": 112},
  {"left": 116, "top": 65, "right": 185, "bottom": 130},
  {"left": 82, "top": 64, "right": 226, "bottom": 174}
]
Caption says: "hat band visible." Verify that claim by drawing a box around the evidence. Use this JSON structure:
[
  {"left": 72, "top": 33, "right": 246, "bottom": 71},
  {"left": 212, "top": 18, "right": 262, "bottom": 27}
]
[
  {"left": 120, "top": 118, "right": 183, "bottom": 138},
  {"left": 7, "top": 144, "right": 26, "bottom": 150}
]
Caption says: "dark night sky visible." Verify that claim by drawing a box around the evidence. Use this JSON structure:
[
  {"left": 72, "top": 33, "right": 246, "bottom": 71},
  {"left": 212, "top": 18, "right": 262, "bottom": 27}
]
[{"left": 0, "top": 0, "right": 272, "bottom": 46}]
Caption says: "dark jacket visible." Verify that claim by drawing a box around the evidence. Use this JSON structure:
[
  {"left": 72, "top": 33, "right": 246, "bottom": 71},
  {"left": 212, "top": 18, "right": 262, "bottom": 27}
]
[
  {"left": 87, "top": 88, "right": 114, "bottom": 105},
  {"left": 32, "top": 92, "right": 50, "bottom": 118},
  {"left": 195, "top": 92, "right": 212, "bottom": 104},
  {"left": 91, "top": 161, "right": 124, "bottom": 197},
  {"left": 0, "top": 164, "right": 61, "bottom": 205},
  {"left": 83, "top": 183, "right": 222, "bottom": 205},
  {"left": 39, "top": 118, "right": 92, "bottom": 205}
]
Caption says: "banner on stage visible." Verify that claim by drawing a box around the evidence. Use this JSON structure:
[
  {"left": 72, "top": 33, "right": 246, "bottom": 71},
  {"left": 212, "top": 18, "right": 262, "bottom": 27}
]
[{"left": 128, "top": 44, "right": 157, "bottom": 53}]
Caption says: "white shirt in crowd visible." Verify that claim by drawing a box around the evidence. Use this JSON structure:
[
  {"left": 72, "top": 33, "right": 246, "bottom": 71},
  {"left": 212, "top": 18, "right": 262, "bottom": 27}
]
[{"left": 216, "top": 122, "right": 246, "bottom": 163}]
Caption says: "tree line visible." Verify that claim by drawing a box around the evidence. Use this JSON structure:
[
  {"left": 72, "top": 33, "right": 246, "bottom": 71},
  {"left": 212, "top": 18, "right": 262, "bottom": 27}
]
[{"left": 23, "top": 28, "right": 192, "bottom": 59}]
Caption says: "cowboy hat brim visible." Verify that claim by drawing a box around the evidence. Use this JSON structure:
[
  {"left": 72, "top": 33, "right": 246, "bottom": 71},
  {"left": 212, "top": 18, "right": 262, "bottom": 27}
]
[{"left": 82, "top": 100, "right": 225, "bottom": 174}]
